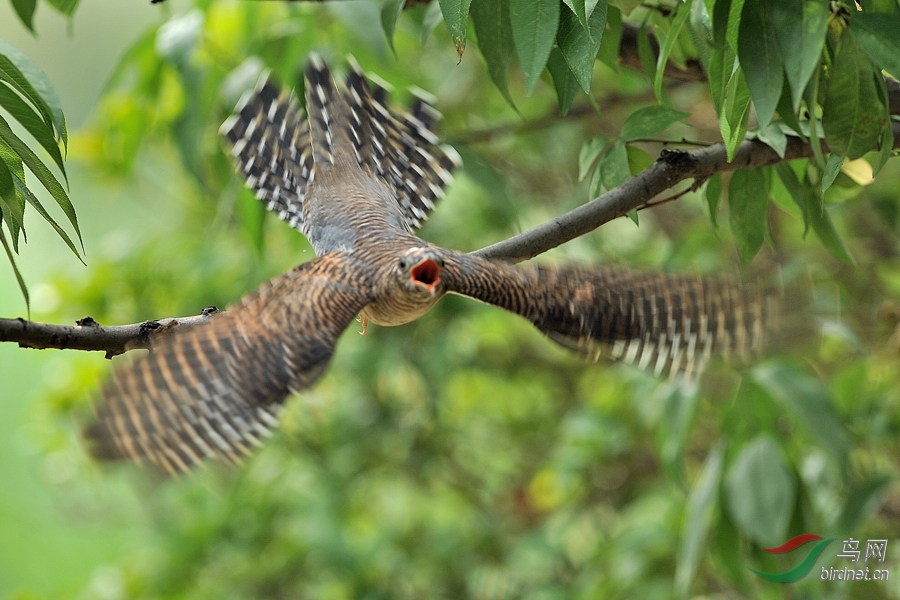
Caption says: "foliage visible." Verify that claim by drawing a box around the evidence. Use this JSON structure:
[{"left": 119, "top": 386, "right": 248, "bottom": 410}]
[{"left": 2, "top": 0, "right": 900, "bottom": 599}]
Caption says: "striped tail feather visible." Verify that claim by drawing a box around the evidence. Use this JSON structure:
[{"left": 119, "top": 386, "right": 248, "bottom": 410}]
[
  {"left": 343, "top": 59, "right": 462, "bottom": 230},
  {"left": 220, "top": 77, "right": 314, "bottom": 235}
]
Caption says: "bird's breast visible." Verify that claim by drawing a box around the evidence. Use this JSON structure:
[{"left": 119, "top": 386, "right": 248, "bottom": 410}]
[{"left": 360, "top": 288, "right": 443, "bottom": 327}]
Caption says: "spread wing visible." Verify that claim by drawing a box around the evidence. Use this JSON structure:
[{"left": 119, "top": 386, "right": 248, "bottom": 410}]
[
  {"left": 85, "top": 254, "right": 373, "bottom": 475},
  {"left": 443, "top": 253, "right": 779, "bottom": 379}
]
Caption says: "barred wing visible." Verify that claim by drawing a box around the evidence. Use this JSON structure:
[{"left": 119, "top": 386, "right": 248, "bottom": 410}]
[
  {"left": 85, "top": 254, "right": 372, "bottom": 475},
  {"left": 444, "top": 254, "right": 779, "bottom": 378}
]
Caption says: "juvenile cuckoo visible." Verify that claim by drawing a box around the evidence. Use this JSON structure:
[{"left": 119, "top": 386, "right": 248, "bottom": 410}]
[{"left": 86, "top": 55, "right": 779, "bottom": 475}]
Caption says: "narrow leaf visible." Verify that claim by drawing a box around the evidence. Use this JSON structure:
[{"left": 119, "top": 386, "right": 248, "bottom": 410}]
[
  {"left": 823, "top": 30, "right": 885, "bottom": 159},
  {"left": 0, "top": 83, "right": 66, "bottom": 177},
  {"left": 510, "top": 0, "right": 560, "bottom": 95},
  {"left": 728, "top": 167, "right": 769, "bottom": 264},
  {"left": 620, "top": 106, "right": 689, "bottom": 142},
  {"left": 11, "top": 0, "right": 37, "bottom": 32},
  {"left": 597, "top": 139, "right": 629, "bottom": 191},
  {"left": 557, "top": 1, "right": 607, "bottom": 93},
  {"left": 0, "top": 38, "right": 67, "bottom": 147},
  {"left": 675, "top": 442, "right": 725, "bottom": 596},
  {"left": 805, "top": 63, "right": 826, "bottom": 168},
  {"left": 774, "top": 163, "right": 809, "bottom": 233},
  {"left": 596, "top": 5, "right": 622, "bottom": 71},
  {"left": 546, "top": 47, "right": 580, "bottom": 114},
  {"left": 737, "top": 0, "right": 783, "bottom": 128},
  {"left": 562, "top": 0, "right": 590, "bottom": 36},
  {"left": 0, "top": 115, "right": 82, "bottom": 252},
  {"left": 771, "top": 0, "right": 828, "bottom": 112},
  {"left": 712, "top": 0, "right": 731, "bottom": 47},
  {"left": 578, "top": 135, "right": 609, "bottom": 181},
  {"left": 10, "top": 172, "right": 81, "bottom": 261},
  {"left": 0, "top": 215, "right": 29, "bottom": 313},
  {"left": 653, "top": 0, "right": 694, "bottom": 103},
  {"left": 471, "top": 0, "right": 517, "bottom": 107},
  {"left": 438, "top": 0, "right": 474, "bottom": 57},
  {"left": 44, "top": 0, "right": 79, "bottom": 17},
  {"left": 705, "top": 172, "right": 722, "bottom": 227},
  {"left": 821, "top": 153, "right": 843, "bottom": 194},
  {"left": 380, "top": 0, "right": 405, "bottom": 54}
]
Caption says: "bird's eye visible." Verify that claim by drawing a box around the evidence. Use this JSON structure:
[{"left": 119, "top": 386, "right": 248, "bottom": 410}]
[{"left": 399, "top": 258, "right": 408, "bottom": 269}]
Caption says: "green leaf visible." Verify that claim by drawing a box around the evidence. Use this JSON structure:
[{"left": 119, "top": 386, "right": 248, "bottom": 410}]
[
  {"left": 595, "top": 5, "right": 622, "bottom": 71},
  {"left": 0, "top": 83, "right": 66, "bottom": 177},
  {"left": 0, "top": 38, "right": 67, "bottom": 148},
  {"left": 805, "top": 62, "right": 826, "bottom": 168},
  {"left": 705, "top": 172, "right": 722, "bottom": 227},
  {"left": 712, "top": 0, "right": 731, "bottom": 47},
  {"left": 710, "top": 45, "right": 752, "bottom": 160},
  {"left": 737, "top": 0, "right": 783, "bottom": 128},
  {"left": 11, "top": 0, "right": 37, "bottom": 33},
  {"left": 676, "top": 442, "right": 725, "bottom": 597},
  {"left": 597, "top": 139, "right": 629, "bottom": 191},
  {"left": 556, "top": 1, "right": 607, "bottom": 93},
  {"left": 752, "top": 362, "right": 850, "bottom": 469},
  {"left": 756, "top": 122, "right": 787, "bottom": 158},
  {"left": 620, "top": 106, "right": 689, "bottom": 142},
  {"left": 422, "top": 1, "right": 445, "bottom": 45},
  {"left": 687, "top": 0, "right": 714, "bottom": 71},
  {"left": 562, "top": 0, "right": 590, "bottom": 37},
  {"left": 725, "top": 436, "right": 795, "bottom": 547},
  {"left": 0, "top": 214, "right": 29, "bottom": 313},
  {"left": 578, "top": 135, "right": 609, "bottom": 181},
  {"left": 728, "top": 167, "right": 769, "bottom": 264},
  {"left": 873, "top": 73, "right": 894, "bottom": 175},
  {"left": 45, "top": 0, "right": 79, "bottom": 16},
  {"left": 653, "top": 0, "right": 693, "bottom": 103},
  {"left": 820, "top": 153, "right": 843, "bottom": 194},
  {"left": 636, "top": 19, "right": 656, "bottom": 84},
  {"left": 823, "top": 30, "right": 885, "bottom": 160},
  {"left": 851, "top": 12, "right": 900, "bottom": 78},
  {"left": 626, "top": 145, "right": 653, "bottom": 175},
  {"left": 471, "top": 0, "right": 517, "bottom": 107},
  {"left": 774, "top": 163, "right": 809, "bottom": 233},
  {"left": 438, "top": 0, "right": 474, "bottom": 56},
  {"left": 808, "top": 184, "right": 855, "bottom": 265},
  {"left": 380, "top": 0, "right": 405, "bottom": 54},
  {"left": 771, "top": 0, "right": 828, "bottom": 112},
  {"left": 0, "top": 115, "right": 82, "bottom": 255},
  {"left": 545, "top": 47, "right": 580, "bottom": 114},
  {"left": 510, "top": 0, "right": 560, "bottom": 95},
  {"left": 838, "top": 475, "right": 892, "bottom": 533}
]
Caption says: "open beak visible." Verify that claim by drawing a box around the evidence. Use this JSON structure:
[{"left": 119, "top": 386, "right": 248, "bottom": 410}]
[{"left": 410, "top": 258, "right": 442, "bottom": 294}]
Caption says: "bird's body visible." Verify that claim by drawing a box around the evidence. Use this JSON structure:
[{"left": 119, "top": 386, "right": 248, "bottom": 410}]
[{"left": 86, "top": 55, "right": 781, "bottom": 475}]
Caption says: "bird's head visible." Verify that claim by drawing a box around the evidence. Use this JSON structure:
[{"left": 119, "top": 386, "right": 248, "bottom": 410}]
[{"left": 396, "top": 247, "right": 445, "bottom": 297}]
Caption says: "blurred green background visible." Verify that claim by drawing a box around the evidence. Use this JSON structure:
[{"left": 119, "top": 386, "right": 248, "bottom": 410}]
[{"left": 2, "top": 1, "right": 900, "bottom": 599}]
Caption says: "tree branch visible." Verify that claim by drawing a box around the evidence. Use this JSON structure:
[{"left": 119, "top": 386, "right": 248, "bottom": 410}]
[
  {"left": 0, "top": 309, "right": 218, "bottom": 358},
  {"left": 474, "top": 121, "right": 900, "bottom": 263}
]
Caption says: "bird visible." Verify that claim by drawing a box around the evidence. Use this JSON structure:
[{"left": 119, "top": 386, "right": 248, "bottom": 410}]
[{"left": 84, "top": 55, "right": 780, "bottom": 476}]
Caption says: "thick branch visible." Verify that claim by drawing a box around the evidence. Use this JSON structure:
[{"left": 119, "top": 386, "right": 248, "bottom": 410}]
[
  {"left": 475, "top": 121, "right": 900, "bottom": 263},
  {"left": 0, "top": 310, "right": 217, "bottom": 358}
]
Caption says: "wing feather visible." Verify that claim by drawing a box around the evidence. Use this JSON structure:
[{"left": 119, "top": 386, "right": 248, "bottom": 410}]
[{"left": 85, "top": 254, "right": 372, "bottom": 475}]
